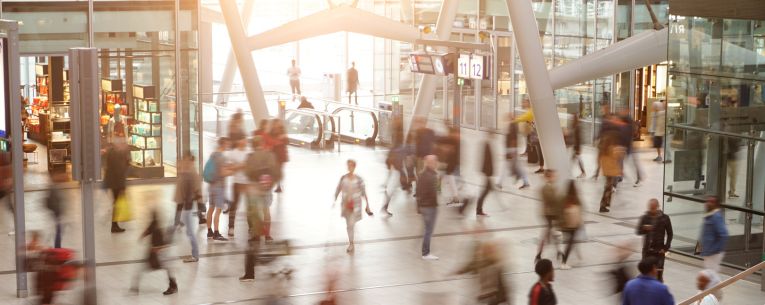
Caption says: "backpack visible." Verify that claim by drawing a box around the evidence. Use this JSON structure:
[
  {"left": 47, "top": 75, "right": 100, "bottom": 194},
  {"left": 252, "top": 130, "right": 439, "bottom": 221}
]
[{"left": 202, "top": 154, "right": 218, "bottom": 183}]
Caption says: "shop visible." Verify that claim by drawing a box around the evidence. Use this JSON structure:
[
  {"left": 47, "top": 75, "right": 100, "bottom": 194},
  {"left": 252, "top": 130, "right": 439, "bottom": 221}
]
[{"left": 3, "top": 0, "right": 199, "bottom": 183}]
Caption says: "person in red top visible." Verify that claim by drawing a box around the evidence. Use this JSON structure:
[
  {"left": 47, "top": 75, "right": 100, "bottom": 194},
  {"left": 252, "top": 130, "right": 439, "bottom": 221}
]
[
  {"left": 253, "top": 119, "right": 272, "bottom": 149},
  {"left": 269, "top": 119, "right": 289, "bottom": 193},
  {"left": 529, "top": 259, "right": 557, "bottom": 305}
]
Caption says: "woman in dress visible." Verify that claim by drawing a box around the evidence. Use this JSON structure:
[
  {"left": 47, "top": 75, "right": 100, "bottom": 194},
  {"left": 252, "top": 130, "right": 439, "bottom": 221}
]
[{"left": 333, "top": 159, "right": 373, "bottom": 253}]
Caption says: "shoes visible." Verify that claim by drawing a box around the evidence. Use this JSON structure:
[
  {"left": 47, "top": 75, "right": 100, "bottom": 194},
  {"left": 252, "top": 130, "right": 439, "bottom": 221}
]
[
  {"left": 163, "top": 283, "right": 178, "bottom": 295},
  {"left": 729, "top": 193, "right": 739, "bottom": 198},
  {"left": 265, "top": 235, "right": 274, "bottom": 243},
  {"left": 381, "top": 209, "right": 393, "bottom": 216},
  {"left": 633, "top": 180, "right": 642, "bottom": 187},
  {"left": 228, "top": 229, "right": 235, "bottom": 237},
  {"left": 199, "top": 218, "right": 207, "bottom": 225},
  {"left": 365, "top": 209, "right": 374, "bottom": 216},
  {"left": 239, "top": 276, "right": 255, "bottom": 282},
  {"left": 346, "top": 244, "right": 355, "bottom": 253},
  {"left": 275, "top": 186, "right": 282, "bottom": 193},
  {"left": 207, "top": 230, "right": 214, "bottom": 240},
  {"left": 183, "top": 256, "right": 199, "bottom": 263},
  {"left": 477, "top": 212, "right": 489, "bottom": 217},
  {"left": 222, "top": 208, "right": 229, "bottom": 214},
  {"left": 560, "top": 263, "right": 572, "bottom": 270},
  {"left": 599, "top": 207, "right": 610, "bottom": 213},
  {"left": 111, "top": 223, "right": 126, "bottom": 233},
  {"left": 129, "top": 287, "right": 139, "bottom": 295},
  {"left": 577, "top": 173, "right": 586, "bottom": 179},
  {"left": 534, "top": 254, "right": 541, "bottom": 264},
  {"left": 213, "top": 232, "right": 228, "bottom": 241},
  {"left": 653, "top": 156, "right": 663, "bottom": 162},
  {"left": 495, "top": 184, "right": 503, "bottom": 190},
  {"left": 422, "top": 254, "right": 439, "bottom": 260},
  {"left": 519, "top": 184, "right": 530, "bottom": 190},
  {"left": 534, "top": 168, "right": 544, "bottom": 174}
]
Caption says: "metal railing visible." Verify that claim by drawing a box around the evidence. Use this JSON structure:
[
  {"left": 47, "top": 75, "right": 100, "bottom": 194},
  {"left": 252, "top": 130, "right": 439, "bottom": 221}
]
[{"left": 677, "top": 261, "right": 765, "bottom": 304}]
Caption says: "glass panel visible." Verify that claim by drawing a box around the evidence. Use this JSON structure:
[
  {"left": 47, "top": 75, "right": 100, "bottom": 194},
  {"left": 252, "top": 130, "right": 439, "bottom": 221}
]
[
  {"left": 2, "top": 2, "right": 88, "bottom": 54},
  {"left": 633, "top": 0, "right": 668, "bottom": 34},
  {"left": 615, "top": 0, "right": 632, "bottom": 41}
]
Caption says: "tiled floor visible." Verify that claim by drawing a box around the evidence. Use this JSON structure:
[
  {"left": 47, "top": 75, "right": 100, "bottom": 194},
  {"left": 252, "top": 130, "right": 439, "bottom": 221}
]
[{"left": 0, "top": 127, "right": 762, "bottom": 305}]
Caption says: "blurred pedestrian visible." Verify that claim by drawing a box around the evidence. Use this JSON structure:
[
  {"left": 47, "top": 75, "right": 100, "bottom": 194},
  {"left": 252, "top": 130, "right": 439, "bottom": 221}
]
[
  {"left": 27, "top": 231, "right": 80, "bottom": 305},
  {"left": 437, "top": 125, "right": 466, "bottom": 205},
  {"left": 298, "top": 96, "right": 314, "bottom": 109},
  {"left": 622, "top": 257, "right": 674, "bottom": 305},
  {"left": 570, "top": 115, "right": 586, "bottom": 178},
  {"left": 693, "top": 270, "right": 722, "bottom": 305},
  {"left": 413, "top": 117, "right": 436, "bottom": 177},
  {"left": 535, "top": 170, "right": 562, "bottom": 263},
  {"left": 636, "top": 198, "right": 673, "bottom": 282},
  {"left": 45, "top": 170, "right": 67, "bottom": 248},
  {"left": 724, "top": 124, "right": 741, "bottom": 198},
  {"left": 240, "top": 135, "right": 281, "bottom": 281},
  {"left": 559, "top": 180, "right": 582, "bottom": 270},
  {"left": 103, "top": 135, "right": 130, "bottom": 233},
  {"left": 175, "top": 152, "right": 202, "bottom": 263},
  {"left": 699, "top": 197, "right": 728, "bottom": 272},
  {"left": 529, "top": 258, "right": 557, "bottom": 305},
  {"left": 130, "top": 210, "right": 177, "bottom": 296},
  {"left": 461, "top": 140, "right": 493, "bottom": 216},
  {"left": 453, "top": 239, "right": 508, "bottom": 305},
  {"left": 497, "top": 115, "right": 530, "bottom": 190},
  {"left": 204, "top": 137, "right": 232, "bottom": 241},
  {"left": 254, "top": 119, "right": 271, "bottom": 139},
  {"left": 287, "top": 59, "right": 302, "bottom": 99},
  {"left": 608, "top": 243, "right": 634, "bottom": 296},
  {"left": 598, "top": 129, "right": 626, "bottom": 213},
  {"left": 270, "top": 119, "right": 289, "bottom": 193},
  {"left": 225, "top": 138, "right": 250, "bottom": 237},
  {"left": 333, "top": 159, "right": 372, "bottom": 253},
  {"left": 417, "top": 155, "right": 440, "bottom": 260},
  {"left": 650, "top": 100, "right": 666, "bottom": 162},
  {"left": 617, "top": 109, "right": 643, "bottom": 187},
  {"left": 592, "top": 104, "right": 618, "bottom": 180},
  {"left": 347, "top": 61, "right": 359, "bottom": 105},
  {"left": 228, "top": 110, "right": 246, "bottom": 143}
]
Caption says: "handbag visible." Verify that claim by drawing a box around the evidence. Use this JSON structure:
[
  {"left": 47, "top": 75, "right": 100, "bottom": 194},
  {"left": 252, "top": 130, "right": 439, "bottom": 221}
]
[{"left": 112, "top": 195, "right": 133, "bottom": 222}]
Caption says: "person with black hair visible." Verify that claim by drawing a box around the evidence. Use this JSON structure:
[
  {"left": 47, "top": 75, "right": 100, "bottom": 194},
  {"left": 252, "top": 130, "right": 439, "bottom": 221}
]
[
  {"left": 622, "top": 257, "right": 675, "bottom": 305},
  {"left": 636, "top": 198, "right": 673, "bottom": 282},
  {"left": 529, "top": 258, "right": 556, "bottom": 305}
]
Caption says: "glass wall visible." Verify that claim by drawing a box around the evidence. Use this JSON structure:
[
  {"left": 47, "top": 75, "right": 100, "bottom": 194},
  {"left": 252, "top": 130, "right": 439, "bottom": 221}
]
[
  {"left": 3, "top": 0, "right": 199, "bottom": 180},
  {"left": 664, "top": 13, "right": 765, "bottom": 269}
]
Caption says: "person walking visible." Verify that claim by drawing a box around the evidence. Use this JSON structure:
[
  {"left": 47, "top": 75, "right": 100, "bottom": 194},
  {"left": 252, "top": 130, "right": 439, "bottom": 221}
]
[
  {"left": 104, "top": 135, "right": 130, "bottom": 233},
  {"left": 617, "top": 109, "right": 643, "bottom": 187},
  {"left": 287, "top": 59, "right": 301, "bottom": 99},
  {"left": 270, "top": 119, "right": 289, "bottom": 193},
  {"left": 497, "top": 115, "right": 530, "bottom": 190},
  {"left": 699, "top": 197, "right": 729, "bottom": 272},
  {"left": 175, "top": 152, "right": 202, "bottom": 263},
  {"left": 225, "top": 138, "right": 250, "bottom": 237},
  {"left": 470, "top": 140, "right": 494, "bottom": 216},
  {"left": 570, "top": 115, "right": 586, "bottom": 178},
  {"left": 417, "top": 155, "right": 440, "bottom": 260},
  {"left": 240, "top": 136, "right": 281, "bottom": 281},
  {"left": 535, "top": 170, "right": 562, "bottom": 263},
  {"left": 693, "top": 270, "right": 722, "bottom": 305},
  {"left": 130, "top": 210, "right": 177, "bottom": 296},
  {"left": 413, "top": 117, "right": 436, "bottom": 176},
  {"left": 559, "top": 180, "right": 583, "bottom": 270},
  {"left": 636, "top": 198, "right": 673, "bottom": 282},
  {"left": 346, "top": 61, "right": 359, "bottom": 105},
  {"left": 529, "top": 259, "right": 557, "bottom": 305},
  {"left": 650, "top": 100, "right": 666, "bottom": 162},
  {"left": 45, "top": 170, "right": 67, "bottom": 248},
  {"left": 724, "top": 124, "right": 741, "bottom": 198},
  {"left": 622, "top": 257, "right": 675, "bottom": 305},
  {"left": 598, "top": 129, "right": 626, "bottom": 213},
  {"left": 437, "top": 125, "right": 466, "bottom": 205},
  {"left": 205, "top": 137, "right": 232, "bottom": 241},
  {"left": 453, "top": 239, "right": 508, "bottom": 305},
  {"left": 333, "top": 159, "right": 373, "bottom": 253}
]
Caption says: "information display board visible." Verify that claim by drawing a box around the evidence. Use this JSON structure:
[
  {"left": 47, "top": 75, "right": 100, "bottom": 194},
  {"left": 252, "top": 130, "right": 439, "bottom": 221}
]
[
  {"left": 409, "top": 54, "right": 434, "bottom": 74},
  {"left": 457, "top": 54, "right": 489, "bottom": 80}
]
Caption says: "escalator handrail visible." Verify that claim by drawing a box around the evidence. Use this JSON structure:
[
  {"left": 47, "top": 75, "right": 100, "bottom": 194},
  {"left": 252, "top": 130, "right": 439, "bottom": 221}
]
[
  {"left": 330, "top": 106, "right": 380, "bottom": 144},
  {"left": 283, "top": 109, "right": 324, "bottom": 145}
]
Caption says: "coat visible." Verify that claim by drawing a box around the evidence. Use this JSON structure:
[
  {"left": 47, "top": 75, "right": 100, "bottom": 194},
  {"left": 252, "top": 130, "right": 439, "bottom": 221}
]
[
  {"left": 103, "top": 144, "right": 130, "bottom": 190},
  {"left": 600, "top": 145, "right": 626, "bottom": 177},
  {"left": 481, "top": 141, "right": 493, "bottom": 176},
  {"left": 622, "top": 275, "right": 675, "bottom": 305}
]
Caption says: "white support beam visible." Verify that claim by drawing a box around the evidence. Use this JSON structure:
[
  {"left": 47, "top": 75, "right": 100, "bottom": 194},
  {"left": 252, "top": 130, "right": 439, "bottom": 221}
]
[
  {"left": 549, "top": 28, "right": 669, "bottom": 90},
  {"left": 506, "top": 0, "right": 571, "bottom": 183},
  {"left": 246, "top": 5, "right": 420, "bottom": 50},
  {"left": 200, "top": 7, "right": 225, "bottom": 24},
  {"left": 219, "top": 0, "right": 269, "bottom": 122},
  {"left": 409, "top": 0, "right": 458, "bottom": 130},
  {"left": 216, "top": 0, "right": 255, "bottom": 105}
]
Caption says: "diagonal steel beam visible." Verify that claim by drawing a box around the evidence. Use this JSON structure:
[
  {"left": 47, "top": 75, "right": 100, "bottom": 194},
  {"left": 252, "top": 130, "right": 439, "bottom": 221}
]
[{"left": 216, "top": 0, "right": 255, "bottom": 105}]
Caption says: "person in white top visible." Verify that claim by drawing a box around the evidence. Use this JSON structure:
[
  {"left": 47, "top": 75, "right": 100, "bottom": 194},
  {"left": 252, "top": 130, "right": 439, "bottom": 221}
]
[
  {"left": 287, "top": 59, "right": 301, "bottom": 99},
  {"left": 650, "top": 100, "right": 666, "bottom": 162},
  {"left": 225, "top": 138, "right": 250, "bottom": 237},
  {"left": 694, "top": 269, "right": 722, "bottom": 305}
]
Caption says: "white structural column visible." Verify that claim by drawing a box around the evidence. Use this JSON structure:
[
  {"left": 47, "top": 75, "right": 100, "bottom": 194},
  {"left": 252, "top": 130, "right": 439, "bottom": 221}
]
[
  {"left": 216, "top": 0, "right": 255, "bottom": 105},
  {"left": 219, "top": 0, "right": 269, "bottom": 122},
  {"left": 506, "top": 0, "right": 571, "bottom": 182},
  {"left": 409, "top": 0, "right": 458, "bottom": 129}
]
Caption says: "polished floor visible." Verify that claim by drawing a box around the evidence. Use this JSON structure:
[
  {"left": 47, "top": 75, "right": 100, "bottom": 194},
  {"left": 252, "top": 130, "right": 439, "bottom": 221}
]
[{"left": 0, "top": 128, "right": 763, "bottom": 305}]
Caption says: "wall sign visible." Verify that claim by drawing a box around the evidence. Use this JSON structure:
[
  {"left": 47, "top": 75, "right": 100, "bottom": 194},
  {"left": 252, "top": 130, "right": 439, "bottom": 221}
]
[{"left": 457, "top": 54, "right": 470, "bottom": 79}]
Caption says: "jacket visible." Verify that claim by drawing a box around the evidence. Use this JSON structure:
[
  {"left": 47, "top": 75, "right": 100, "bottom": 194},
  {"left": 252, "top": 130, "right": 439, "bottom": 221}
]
[
  {"left": 700, "top": 209, "right": 728, "bottom": 256},
  {"left": 540, "top": 183, "right": 561, "bottom": 218},
  {"left": 415, "top": 169, "right": 438, "bottom": 208},
  {"left": 103, "top": 144, "right": 130, "bottom": 190},
  {"left": 415, "top": 128, "right": 435, "bottom": 157},
  {"left": 528, "top": 282, "right": 556, "bottom": 305},
  {"left": 175, "top": 168, "right": 202, "bottom": 210},
  {"left": 245, "top": 150, "right": 280, "bottom": 194},
  {"left": 622, "top": 275, "right": 674, "bottom": 305},
  {"left": 600, "top": 145, "right": 626, "bottom": 177},
  {"left": 481, "top": 141, "right": 494, "bottom": 176},
  {"left": 637, "top": 212, "right": 673, "bottom": 253}
]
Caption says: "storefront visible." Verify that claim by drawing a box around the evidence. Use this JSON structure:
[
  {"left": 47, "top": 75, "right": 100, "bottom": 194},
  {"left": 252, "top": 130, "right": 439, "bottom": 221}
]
[{"left": 1, "top": 0, "right": 199, "bottom": 183}]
